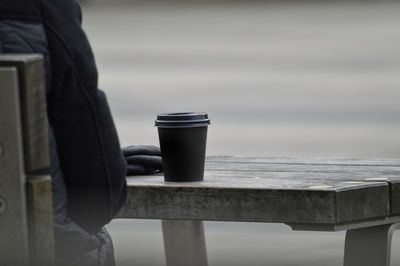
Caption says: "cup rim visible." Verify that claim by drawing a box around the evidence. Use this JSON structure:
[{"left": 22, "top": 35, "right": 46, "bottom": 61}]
[{"left": 155, "top": 112, "right": 210, "bottom": 128}]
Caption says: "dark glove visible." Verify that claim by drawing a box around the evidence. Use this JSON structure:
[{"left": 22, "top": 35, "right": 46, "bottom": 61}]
[{"left": 122, "top": 145, "right": 163, "bottom": 176}]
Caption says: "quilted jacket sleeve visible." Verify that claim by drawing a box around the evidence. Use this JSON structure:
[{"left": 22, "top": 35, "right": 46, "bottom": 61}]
[{"left": 41, "top": 0, "right": 127, "bottom": 234}]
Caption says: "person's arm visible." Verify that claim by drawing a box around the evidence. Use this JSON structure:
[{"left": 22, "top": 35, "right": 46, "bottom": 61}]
[{"left": 41, "top": 0, "right": 164, "bottom": 232}]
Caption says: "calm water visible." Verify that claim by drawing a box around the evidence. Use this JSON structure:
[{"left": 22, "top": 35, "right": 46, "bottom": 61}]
[{"left": 82, "top": 2, "right": 400, "bottom": 265}]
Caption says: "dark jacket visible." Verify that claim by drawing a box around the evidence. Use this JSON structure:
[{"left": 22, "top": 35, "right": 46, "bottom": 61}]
[
  {"left": 1, "top": 0, "right": 127, "bottom": 233},
  {"left": 0, "top": 0, "right": 127, "bottom": 264}
]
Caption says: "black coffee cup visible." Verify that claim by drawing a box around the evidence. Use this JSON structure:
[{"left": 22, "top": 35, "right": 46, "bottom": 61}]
[{"left": 155, "top": 112, "right": 210, "bottom": 182}]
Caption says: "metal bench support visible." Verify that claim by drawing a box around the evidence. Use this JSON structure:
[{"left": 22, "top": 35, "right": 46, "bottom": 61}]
[
  {"left": 344, "top": 223, "right": 400, "bottom": 266},
  {"left": 162, "top": 220, "right": 208, "bottom": 266}
]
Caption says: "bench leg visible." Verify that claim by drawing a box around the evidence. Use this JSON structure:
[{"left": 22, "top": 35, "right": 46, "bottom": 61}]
[
  {"left": 162, "top": 220, "right": 208, "bottom": 266},
  {"left": 344, "top": 223, "right": 400, "bottom": 266}
]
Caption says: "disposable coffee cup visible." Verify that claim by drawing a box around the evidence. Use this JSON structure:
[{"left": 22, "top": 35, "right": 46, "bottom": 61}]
[{"left": 155, "top": 112, "right": 210, "bottom": 182}]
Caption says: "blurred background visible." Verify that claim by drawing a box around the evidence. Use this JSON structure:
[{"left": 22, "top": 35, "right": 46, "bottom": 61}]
[{"left": 80, "top": 0, "right": 400, "bottom": 265}]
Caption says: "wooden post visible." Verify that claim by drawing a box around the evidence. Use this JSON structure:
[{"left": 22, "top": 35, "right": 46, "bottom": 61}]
[
  {"left": 0, "top": 54, "right": 50, "bottom": 174},
  {"left": 0, "top": 55, "right": 54, "bottom": 265},
  {"left": 26, "top": 175, "right": 54, "bottom": 266},
  {"left": 0, "top": 66, "right": 30, "bottom": 265}
]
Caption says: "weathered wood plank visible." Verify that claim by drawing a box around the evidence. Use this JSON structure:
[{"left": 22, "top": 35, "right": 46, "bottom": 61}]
[
  {"left": 205, "top": 170, "right": 400, "bottom": 214},
  {"left": 119, "top": 175, "right": 389, "bottom": 226},
  {"left": 0, "top": 67, "right": 30, "bottom": 265},
  {"left": 0, "top": 55, "right": 49, "bottom": 174},
  {"left": 1, "top": 57, "right": 54, "bottom": 265},
  {"left": 27, "top": 175, "right": 55, "bottom": 266},
  {"left": 391, "top": 180, "right": 400, "bottom": 214},
  {"left": 207, "top": 156, "right": 400, "bottom": 167},
  {"left": 206, "top": 161, "right": 400, "bottom": 174},
  {"left": 206, "top": 157, "right": 400, "bottom": 216}
]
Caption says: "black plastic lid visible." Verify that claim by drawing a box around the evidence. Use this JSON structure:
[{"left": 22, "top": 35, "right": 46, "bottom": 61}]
[{"left": 155, "top": 112, "right": 210, "bottom": 128}]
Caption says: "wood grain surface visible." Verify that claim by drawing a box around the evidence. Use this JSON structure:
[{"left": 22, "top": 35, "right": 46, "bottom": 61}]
[
  {"left": 27, "top": 175, "right": 55, "bottom": 266},
  {"left": 119, "top": 156, "right": 396, "bottom": 226},
  {"left": 0, "top": 55, "right": 49, "bottom": 174},
  {"left": 207, "top": 156, "right": 400, "bottom": 215},
  {"left": 0, "top": 67, "right": 30, "bottom": 265}
]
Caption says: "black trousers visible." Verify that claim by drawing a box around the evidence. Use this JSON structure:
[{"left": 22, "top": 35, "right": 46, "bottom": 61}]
[{"left": 50, "top": 126, "right": 116, "bottom": 266}]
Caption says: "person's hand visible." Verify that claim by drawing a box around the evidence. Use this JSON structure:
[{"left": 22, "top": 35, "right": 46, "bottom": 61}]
[{"left": 122, "top": 145, "right": 163, "bottom": 176}]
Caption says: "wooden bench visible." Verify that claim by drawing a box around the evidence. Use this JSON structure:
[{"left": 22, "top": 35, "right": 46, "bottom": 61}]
[
  {"left": 118, "top": 156, "right": 400, "bottom": 266},
  {"left": 0, "top": 55, "right": 54, "bottom": 266}
]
